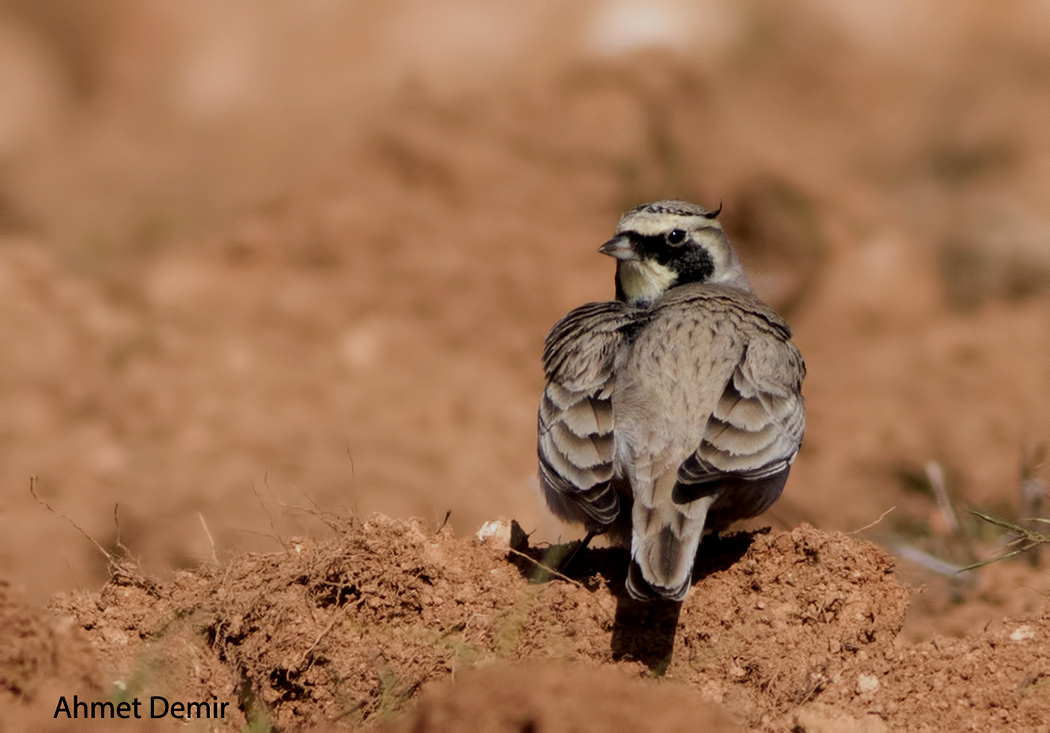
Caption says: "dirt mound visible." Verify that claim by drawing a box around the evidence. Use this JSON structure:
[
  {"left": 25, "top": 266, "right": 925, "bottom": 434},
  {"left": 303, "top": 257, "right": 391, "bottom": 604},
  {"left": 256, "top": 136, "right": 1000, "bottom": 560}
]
[
  {"left": 7, "top": 517, "right": 905, "bottom": 729},
  {"left": 3, "top": 515, "right": 1047, "bottom": 730}
]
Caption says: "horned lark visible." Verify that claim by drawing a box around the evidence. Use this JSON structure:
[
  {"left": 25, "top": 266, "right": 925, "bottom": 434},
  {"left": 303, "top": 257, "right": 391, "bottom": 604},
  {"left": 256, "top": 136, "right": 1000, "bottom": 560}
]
[{"left": 538, "top": 200, "right": 805, "bottom": 601}]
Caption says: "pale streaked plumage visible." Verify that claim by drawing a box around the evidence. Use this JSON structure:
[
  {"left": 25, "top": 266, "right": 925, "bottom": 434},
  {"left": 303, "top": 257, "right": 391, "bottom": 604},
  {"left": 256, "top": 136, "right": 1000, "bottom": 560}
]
[{"left": 538, "top": 200, "right": 805, "bottom": 601}]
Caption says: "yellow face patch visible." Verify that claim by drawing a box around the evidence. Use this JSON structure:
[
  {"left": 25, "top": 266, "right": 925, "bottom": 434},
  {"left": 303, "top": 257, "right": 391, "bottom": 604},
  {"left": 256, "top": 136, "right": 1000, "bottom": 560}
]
[{"left": 619, "top": 260, "right": 678, "bottom": 306}]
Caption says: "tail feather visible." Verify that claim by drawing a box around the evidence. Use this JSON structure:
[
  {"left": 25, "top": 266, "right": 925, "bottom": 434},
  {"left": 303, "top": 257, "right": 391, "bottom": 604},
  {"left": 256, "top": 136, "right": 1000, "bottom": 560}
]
[{"left": 627, "top": 494, "right": 715, "bottom": 601}]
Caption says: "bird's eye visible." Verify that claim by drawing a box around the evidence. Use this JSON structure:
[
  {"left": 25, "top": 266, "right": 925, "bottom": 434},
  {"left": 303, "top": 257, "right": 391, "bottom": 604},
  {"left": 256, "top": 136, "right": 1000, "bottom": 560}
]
[{"left": 666, "top": 228, "right": 687, "bottom": 245}]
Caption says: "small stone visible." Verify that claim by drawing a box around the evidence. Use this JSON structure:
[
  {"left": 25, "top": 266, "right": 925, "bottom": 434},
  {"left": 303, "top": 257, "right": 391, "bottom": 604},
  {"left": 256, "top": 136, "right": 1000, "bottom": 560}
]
[
  {"left": 1009, "top": 625, "right": 1035, "bottom": 642},
  {"left": 857, "top": 673, "right": 880, "bottom": 694},
  {"left": 475, "top": 518, "right": 528, "bottom": 551},
  {"left": 476, "top": 518, "right": 513, "bottom": 548}
]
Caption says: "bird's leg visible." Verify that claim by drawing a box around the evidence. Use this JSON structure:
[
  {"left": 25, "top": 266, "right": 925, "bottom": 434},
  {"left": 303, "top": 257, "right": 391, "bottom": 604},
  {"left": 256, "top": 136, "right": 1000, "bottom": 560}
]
[{"left": 559, "top": 529, "right": 599, "bottom": 573}]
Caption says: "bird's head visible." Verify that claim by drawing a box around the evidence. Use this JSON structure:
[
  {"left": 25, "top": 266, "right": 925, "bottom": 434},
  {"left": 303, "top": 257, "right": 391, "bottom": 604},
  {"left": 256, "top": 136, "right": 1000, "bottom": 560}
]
[{"left": 599, "top": 200, "right": 751, "bottom": 307}]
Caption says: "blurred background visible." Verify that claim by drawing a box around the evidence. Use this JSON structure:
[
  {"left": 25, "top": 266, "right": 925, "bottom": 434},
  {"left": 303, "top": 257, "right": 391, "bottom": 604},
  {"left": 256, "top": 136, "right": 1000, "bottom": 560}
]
[{"left": 1, "top": 0, "right": 1049, "bottom": 637}]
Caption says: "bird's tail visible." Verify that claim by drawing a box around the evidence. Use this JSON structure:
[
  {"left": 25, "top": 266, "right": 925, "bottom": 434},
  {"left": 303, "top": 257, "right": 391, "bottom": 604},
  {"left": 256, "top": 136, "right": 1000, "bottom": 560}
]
[{"left": 627, "top": 493, "right": 715, "bottom": 601}]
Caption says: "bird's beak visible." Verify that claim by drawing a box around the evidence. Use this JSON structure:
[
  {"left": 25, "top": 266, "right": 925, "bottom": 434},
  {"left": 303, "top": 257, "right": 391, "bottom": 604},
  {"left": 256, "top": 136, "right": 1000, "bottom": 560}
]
[{"left": 598, "top": 234, "right": 637, "bottom": 261}]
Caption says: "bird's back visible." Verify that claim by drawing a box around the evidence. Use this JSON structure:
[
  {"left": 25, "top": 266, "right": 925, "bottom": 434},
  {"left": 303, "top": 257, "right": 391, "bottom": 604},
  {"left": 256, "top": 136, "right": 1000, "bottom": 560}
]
[
  {"left": 614, "top": 285, "right": 765, "bottom": 485},
  {"left": 614, "top": 284, "right": 804, "bottom": 600}
]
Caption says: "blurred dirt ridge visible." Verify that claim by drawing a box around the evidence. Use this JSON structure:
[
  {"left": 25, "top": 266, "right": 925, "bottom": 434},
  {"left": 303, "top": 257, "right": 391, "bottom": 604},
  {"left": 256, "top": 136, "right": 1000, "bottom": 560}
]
[{"left": 383, "top": 662, "right": 738, "bottom": 733}]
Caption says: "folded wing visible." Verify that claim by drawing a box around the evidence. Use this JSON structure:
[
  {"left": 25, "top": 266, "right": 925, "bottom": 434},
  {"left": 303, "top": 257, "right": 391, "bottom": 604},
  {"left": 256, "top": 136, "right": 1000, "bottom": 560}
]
[
  {"left": 538, "top": 301, "right": 642, "bottom": 526},
  {"left": 677, "top": 326, "right": 806, "bottom": 505}
]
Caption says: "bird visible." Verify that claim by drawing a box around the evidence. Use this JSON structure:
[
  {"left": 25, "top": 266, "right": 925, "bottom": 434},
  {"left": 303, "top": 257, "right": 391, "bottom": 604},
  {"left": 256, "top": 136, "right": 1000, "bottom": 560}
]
[{"left": 537, "top": 200, "right": 805, "bottom": 601}]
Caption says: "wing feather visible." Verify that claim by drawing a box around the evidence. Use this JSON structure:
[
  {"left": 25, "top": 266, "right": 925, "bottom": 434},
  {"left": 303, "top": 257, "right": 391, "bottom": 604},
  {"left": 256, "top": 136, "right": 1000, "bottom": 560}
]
[
  {"left": 678, "top": 330, "right": 805, "bottom": 486},
  {"left": 538, "top": 301, "right": 642, "bottom": 526}
]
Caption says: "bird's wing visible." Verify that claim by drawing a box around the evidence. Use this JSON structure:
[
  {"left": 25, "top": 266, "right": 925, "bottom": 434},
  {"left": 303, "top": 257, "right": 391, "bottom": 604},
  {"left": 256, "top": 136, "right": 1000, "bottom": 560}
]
[
  {"left": 538, "top": 301, "right": 641, "bottom": 525},
  {"left": 677, "top": 319, "right": 806, "bottom": 486}
]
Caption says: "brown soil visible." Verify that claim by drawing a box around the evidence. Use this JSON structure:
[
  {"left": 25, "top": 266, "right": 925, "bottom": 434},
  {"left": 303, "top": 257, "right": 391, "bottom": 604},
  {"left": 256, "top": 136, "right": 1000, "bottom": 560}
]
[
  {"left": 384, "top": 661, "right": 736, "bottom": 733},
  {"left": 5, "top": 517, "right": 1049, "bottom": 730},
  {"left": 2, "top": 1, "right": 1050, "bottom": 730},
  {"left": 0, "top": 581, "right": 100, "bottom": 730}
]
